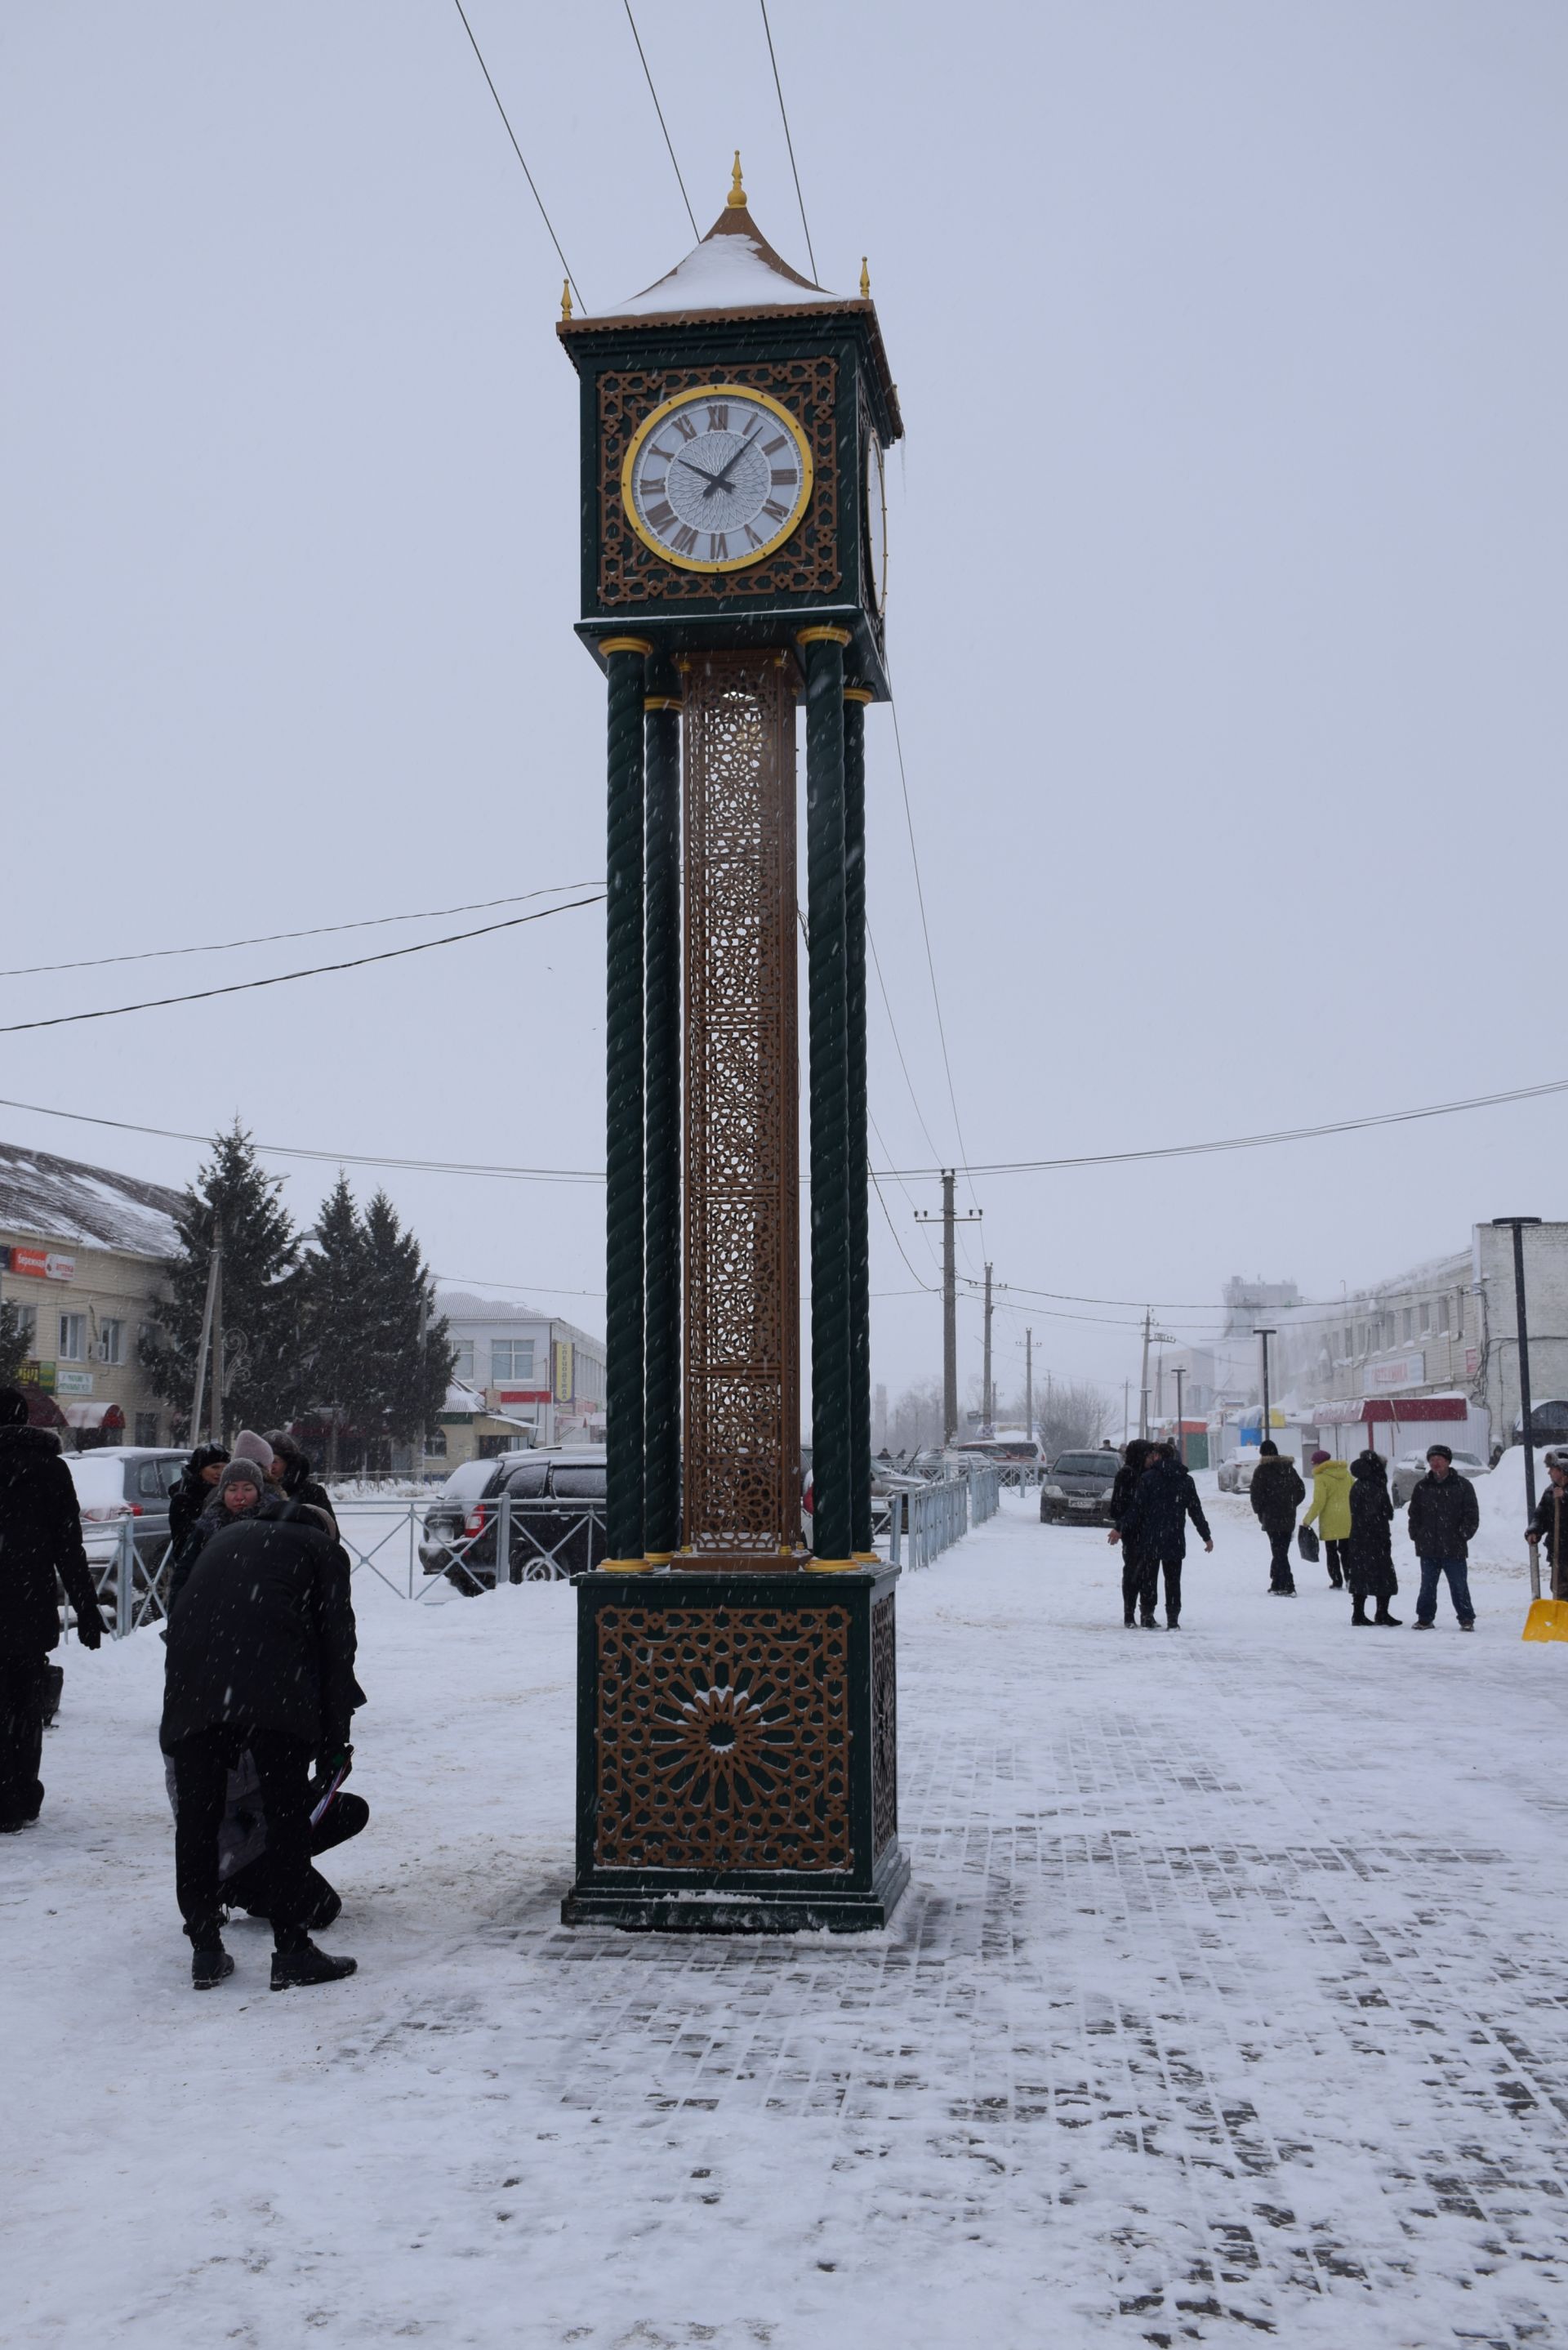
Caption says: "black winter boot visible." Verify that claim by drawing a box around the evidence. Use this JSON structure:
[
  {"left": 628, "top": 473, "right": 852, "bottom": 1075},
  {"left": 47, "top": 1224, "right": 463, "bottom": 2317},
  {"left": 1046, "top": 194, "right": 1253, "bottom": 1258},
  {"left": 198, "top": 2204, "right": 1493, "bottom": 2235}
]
[
  {"left": 1350, "top": 1597, "right": 1368, "bottom": 1625},
  {"left": 191, "top": 1942, "right": 234, "bottom": 1990},
  {"left": 271, "top": 1939, "right": 358, "bottom": 1990},
  {"left": 1374, "top": 1603, "right": 1401, "bottom": 1625}
]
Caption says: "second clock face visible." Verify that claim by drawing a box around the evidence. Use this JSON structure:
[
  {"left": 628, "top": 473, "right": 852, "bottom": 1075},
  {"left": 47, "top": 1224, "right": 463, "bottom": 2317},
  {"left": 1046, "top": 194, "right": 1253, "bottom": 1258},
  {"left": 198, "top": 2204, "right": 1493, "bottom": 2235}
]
[{"left": 622, "top": 385, "right": 813, "bottom": 573}]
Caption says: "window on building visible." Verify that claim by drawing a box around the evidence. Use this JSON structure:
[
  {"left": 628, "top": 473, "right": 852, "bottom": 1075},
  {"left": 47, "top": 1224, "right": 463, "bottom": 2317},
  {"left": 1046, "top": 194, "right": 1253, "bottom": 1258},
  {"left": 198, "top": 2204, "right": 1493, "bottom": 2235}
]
[
  {"left": 134, "top": 1412, "right": 159, "bottom": 1447},
  {"left": 98, "top": 1318, "right": 124, "bottom": 1365},
  {"left": 59, "top": 1313, "right": 86, "bottom": 1361},
  {"left": 11, "top": 1303, "right": 38, "bottom": 1355},
  {"left": 1419, "top": 1302, "right": 1431, "bottom": 1334},
  {"left": 452, "top": 1341, "right": 474, "bottom": 1382},
  {"left": 1356, "top": 1324, "right": 1366, "bottom": 1357},
  {"left": 425, "top": 1428, "right": 448, "bottom": 1458},
  {"left": 1454, "top": 1292, "right": 1464, "bottom": 1336},
  {"left": 492, "top": 1340, "right": 535, "bottom": 1381},
  {"left": 1401, "top": 1309, "right": 1413, "bottom": 1342}
]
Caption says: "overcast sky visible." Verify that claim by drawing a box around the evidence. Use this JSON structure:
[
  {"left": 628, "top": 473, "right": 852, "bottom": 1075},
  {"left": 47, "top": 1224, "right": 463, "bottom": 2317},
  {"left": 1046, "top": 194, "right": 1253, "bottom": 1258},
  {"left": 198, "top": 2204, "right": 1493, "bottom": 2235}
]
[{"left": 4, "top": 2, "right": 1565, "bottom": 1412}]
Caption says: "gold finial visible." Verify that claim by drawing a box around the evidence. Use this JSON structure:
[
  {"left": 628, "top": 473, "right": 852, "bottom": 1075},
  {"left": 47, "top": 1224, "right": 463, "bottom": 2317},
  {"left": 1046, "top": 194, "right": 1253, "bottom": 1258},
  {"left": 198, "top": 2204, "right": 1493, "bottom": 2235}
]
[
  {"left": 859, "top": 256, "right": 871, "bottom": 299},
  {"left": 560, "top": 277, "right": 572, "bottom": 320},
  {"left": 727, "top": 149, "right": 746, "bottom": 208}
]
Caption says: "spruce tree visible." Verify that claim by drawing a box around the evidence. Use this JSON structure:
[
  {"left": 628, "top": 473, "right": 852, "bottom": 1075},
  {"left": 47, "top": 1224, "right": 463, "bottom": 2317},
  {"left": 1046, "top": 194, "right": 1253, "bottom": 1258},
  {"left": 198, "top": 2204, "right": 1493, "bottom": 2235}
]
[
  {"left": 140, "top": 1123, "right": 301, "bottom": 1436},
  {"left": 359, "top": 1189, "right": 455, "bottom": 1457},
  {"left": 0, "top": 1300, "right": 32, "bottom": 1386},
  {"left": 297, "top": 1174, "right": 371, "bottom": 1474}
]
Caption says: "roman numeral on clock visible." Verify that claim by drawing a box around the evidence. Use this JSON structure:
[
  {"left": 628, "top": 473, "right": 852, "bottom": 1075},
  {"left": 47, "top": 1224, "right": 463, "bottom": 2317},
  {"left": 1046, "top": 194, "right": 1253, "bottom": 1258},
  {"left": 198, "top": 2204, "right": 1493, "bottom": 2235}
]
[
  {"left": 670, "top": 523, "right": 699, "bottom": 555},
  {"left": 672, "top": 414, "right": 698, "bottom": 442},
  {"left": 645, "top": 500, "right": 677, "bottom": 531},
  {"left": 708, "top": 533, "right": 729, "bottom": 561},
  {"left": 761, "top": 498, "right": 789, "bottom": 522},
  {"left": 706, "top": 404, "right": 729, "bottom": 430},
  {"left": 770, "top": 470, "right": 796, "bottom": 488},
  {"left": 761, "top": 434, "right": 788, "bottom": 456}
]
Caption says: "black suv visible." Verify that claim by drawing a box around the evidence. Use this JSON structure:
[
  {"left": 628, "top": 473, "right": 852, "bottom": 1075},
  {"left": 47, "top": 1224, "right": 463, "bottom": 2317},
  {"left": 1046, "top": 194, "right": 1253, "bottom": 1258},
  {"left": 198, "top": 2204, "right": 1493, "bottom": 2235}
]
[{"left": 419, "top": 1448, "right": 608, "bottom": 1590}]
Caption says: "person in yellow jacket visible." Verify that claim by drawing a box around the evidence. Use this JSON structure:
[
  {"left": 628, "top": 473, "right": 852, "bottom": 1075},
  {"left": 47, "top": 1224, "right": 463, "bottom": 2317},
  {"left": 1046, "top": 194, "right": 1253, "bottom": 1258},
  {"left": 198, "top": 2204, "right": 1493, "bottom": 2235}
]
[{"left": 1302, "top": 1448, "right": 1354, "bottom": 1590}]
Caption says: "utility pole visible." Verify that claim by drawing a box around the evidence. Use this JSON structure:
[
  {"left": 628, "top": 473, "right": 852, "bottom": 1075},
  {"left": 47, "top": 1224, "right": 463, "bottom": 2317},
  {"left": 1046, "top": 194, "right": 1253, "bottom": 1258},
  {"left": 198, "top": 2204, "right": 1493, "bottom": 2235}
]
[
  {"left": 209, "top": 1230, "right": 225, "bottom": 1447},
  {"left": 1493, "top": 1217, "right": 1544, "bottom": 1567},
  {"left": 982, "top": 1263, "right": 994, "bottom": 1434},
  {"left": 915, "top": 1171, "right": 981, "bottom": 1448},
  {"left": 1023, "top": 1327, "right": 1033, "bottom": 1447},
  {"left": 1254, "top": 1327, "right": 1276, "bottom": 1451},
  {"left": 1138, "top": 1308, "right": 1152, "bottom": 1438},
  {"left": 189, "top": 1214, "right": 221, "bottom": 1445},
  {"left": 1174, "top": 1365, "right": 1187, "bottom": 1465},
  {"left": 1122, "top": 1379, "right": 1130, "bottom": 1444}
]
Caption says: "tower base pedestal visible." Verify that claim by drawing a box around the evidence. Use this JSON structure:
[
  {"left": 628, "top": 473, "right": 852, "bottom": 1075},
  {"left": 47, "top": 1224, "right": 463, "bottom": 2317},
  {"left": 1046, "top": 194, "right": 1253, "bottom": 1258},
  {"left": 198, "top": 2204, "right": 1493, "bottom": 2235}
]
[{"left": 564, "top": 1563, "right": 906, "bottom": 1937}]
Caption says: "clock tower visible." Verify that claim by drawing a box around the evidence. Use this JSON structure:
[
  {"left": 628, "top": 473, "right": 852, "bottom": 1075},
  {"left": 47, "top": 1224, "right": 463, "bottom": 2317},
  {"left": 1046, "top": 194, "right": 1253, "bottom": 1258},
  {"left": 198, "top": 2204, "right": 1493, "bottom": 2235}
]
[{"left": 558, "top": 160, "right": 906, "bottom": 1933}]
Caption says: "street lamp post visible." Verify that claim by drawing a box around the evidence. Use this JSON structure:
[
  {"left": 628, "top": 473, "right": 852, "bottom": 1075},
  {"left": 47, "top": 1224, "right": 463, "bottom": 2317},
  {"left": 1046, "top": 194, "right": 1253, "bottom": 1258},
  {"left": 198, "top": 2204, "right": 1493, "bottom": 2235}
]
[
  {"left": 1174, "top": 1365, "right": 1187, "bottom": 1466},
  {"left": 1493, "top": 1216, "right": 1544, "bottom": 1594},
  {"left": 1254, "top": 1327, "right": 1277, "bottom": 1451}
]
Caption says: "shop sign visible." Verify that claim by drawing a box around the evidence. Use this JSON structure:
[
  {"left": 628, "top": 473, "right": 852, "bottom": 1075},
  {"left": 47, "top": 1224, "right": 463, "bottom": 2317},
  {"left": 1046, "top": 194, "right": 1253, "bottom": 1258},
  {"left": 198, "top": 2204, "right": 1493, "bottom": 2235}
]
[
  {"left": 497, "top": 1388, "right": 551, "bottom": 1406},
  {"left": 19, "top": 1361, "right": 57, "bottom": 1393},
  {"left": 1367, "top": 1351, "right": 1425, "bottom": 1391},
  {"left": 1464, "top": 1347, "right": 1480, "bottom": 1376},
  {"left": 56, "top": 1370, "right": 94, "bottom": 1396},
  {"left": 553, "top": 1341, "right": 574, "bottom": 1406},
  {"left": 6, "top": 1246, "right": 75, "bottom": 1282}
]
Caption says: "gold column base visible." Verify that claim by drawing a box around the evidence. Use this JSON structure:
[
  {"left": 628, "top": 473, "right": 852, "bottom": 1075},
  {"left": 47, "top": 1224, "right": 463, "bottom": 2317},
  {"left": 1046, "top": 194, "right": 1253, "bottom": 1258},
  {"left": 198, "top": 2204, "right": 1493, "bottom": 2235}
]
[
  {"left": 599, "top": 1557, "right": 652, "bottom": 1575},
  {"left": 803, "top": 1556, "right": 859, "bottom": 1574}
]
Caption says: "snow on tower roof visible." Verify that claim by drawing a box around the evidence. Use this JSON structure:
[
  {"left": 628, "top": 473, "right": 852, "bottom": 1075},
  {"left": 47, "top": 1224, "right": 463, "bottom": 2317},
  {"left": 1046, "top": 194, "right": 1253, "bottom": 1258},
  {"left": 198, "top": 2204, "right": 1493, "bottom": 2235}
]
[
  {"left": 0, "top": 1139, "right": 183, "bottom": 1259},
  {"left": 613, "top": 153, "right": 831, "bottom": 316}
]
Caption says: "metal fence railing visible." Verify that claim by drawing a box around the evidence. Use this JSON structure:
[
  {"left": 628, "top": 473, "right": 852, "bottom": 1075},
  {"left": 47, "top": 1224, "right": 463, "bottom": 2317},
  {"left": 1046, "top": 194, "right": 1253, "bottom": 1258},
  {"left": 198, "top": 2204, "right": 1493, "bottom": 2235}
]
[{"left": 884, "top": 1465, "right": 1001, "bottom": 1572}]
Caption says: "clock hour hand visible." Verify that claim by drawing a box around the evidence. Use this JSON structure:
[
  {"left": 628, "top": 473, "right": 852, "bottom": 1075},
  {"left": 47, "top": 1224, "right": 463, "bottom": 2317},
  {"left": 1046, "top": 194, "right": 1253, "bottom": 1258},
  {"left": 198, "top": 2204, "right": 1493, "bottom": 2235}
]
[{"left": 677, "top": 456, "right": 729, "bottom": 497}]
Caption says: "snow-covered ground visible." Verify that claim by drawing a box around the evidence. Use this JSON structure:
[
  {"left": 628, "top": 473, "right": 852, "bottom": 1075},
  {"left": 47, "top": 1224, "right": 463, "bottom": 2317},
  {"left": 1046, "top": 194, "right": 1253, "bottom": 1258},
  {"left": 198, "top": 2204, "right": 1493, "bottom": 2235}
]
[{"left": 7, "top": 1480, "right": 1568, "bottom": 2348}]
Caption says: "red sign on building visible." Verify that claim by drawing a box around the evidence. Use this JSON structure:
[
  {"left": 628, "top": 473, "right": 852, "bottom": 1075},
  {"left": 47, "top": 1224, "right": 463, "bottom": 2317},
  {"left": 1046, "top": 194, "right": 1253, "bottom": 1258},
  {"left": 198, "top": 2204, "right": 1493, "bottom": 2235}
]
[{"left": 6, "top": 1246, "right": 75, "bottom": 1282}]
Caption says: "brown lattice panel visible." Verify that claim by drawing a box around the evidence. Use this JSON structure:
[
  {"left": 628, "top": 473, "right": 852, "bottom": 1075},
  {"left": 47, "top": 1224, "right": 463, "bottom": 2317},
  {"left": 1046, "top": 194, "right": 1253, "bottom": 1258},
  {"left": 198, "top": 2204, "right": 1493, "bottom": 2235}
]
[
  {"left": 682, "top": 653, "right": 800, "bottom": 1554},
  {"left": 594, "top": 1603, "right": 852, "bottom": 1870},
  {"left": 597, "top": 359, "right": 840, "bottom": 608},
  {"left": 871, "top": 1594, "right": 898, "bottom": 1857}
]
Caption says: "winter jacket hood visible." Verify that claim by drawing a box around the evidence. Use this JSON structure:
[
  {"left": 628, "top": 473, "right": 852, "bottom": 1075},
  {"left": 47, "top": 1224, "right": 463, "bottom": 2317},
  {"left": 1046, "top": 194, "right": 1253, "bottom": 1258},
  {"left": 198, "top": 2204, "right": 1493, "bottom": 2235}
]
[
  {"left": 0, "top": 1422, "right": 101, "bottom": 1654},
  {"left": 1303, "top": 1457, "right": 1354, "bottom": 1542}
]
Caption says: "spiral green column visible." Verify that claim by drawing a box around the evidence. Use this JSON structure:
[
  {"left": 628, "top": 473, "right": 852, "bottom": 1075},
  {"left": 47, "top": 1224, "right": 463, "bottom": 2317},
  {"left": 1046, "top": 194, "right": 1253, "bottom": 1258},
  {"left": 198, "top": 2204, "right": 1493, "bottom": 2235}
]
[
  {"left": 643, "top": 659, "right": 683, "bottom": 1563},
  {"left": 602, "top": 636, "right": 652, "bottom": 1568},
  {"left": 844, "top": 688, "right": 874, "bottom": 1557},
  {"left": 801, "top": 628, "right": 854, "bottom": 1568}
]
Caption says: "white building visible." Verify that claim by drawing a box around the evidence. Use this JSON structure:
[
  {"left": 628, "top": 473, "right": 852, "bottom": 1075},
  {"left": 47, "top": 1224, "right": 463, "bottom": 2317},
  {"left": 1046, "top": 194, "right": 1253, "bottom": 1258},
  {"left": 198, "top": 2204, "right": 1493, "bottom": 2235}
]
[{"left": 426, "top": 1289, "right": 606, "bottom": 1469}]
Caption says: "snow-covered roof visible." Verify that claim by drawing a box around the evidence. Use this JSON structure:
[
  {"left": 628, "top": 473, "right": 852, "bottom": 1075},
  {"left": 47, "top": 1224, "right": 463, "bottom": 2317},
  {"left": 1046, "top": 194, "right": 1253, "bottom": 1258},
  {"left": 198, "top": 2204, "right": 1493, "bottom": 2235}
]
[
  {"left": 0, "top": 1140, "right": 182, "bottom": 1260},
  {"left": 613, "top": 201, "right": 831, "bottom": 318},
  {"left": 444, "top": 1380, "right": 487, "bottom": 1416}
]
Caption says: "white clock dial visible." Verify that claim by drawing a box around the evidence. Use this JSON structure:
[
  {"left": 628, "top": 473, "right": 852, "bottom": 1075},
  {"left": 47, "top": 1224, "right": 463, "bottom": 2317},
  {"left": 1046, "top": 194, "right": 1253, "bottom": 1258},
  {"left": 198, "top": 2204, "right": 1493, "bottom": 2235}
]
[{"left": 622, "top": 385, "right": 813, "bottom": 573}]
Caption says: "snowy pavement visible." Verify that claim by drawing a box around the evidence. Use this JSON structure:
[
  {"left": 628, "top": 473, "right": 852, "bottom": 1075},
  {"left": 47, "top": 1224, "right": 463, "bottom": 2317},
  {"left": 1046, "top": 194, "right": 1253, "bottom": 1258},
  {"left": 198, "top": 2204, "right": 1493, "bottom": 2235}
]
[{"left": 6, "top": 1484, "right": 1568, "bottom": 2348}]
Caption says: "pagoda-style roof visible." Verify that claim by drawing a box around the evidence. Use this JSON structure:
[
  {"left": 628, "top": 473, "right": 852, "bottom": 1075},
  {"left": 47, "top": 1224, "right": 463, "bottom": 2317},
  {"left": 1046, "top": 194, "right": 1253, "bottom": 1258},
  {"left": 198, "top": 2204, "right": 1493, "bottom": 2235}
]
[{"left": 558, "top": 156, "right": 902, "bottom": 439}]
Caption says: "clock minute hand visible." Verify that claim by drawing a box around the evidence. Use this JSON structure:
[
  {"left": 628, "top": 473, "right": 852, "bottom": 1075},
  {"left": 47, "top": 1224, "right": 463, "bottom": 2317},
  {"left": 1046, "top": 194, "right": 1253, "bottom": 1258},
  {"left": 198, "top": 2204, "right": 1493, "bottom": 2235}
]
[
  {"left": 677, "top": 455, "right": 728, "bottom": 497},
  {"left": 709, "top": 433, "right": 760, "bottom": 495}
]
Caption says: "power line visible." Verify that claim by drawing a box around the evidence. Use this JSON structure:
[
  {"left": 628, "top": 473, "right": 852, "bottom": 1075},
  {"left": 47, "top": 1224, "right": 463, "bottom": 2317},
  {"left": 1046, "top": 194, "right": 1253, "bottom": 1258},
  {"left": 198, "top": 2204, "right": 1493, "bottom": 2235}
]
[
  {"left": 0, "top": 882, "right": 596, "bottom": 980},
  {"left": 872, "top": 1070, "right": 1568, "bottom": 1180},
  {"left": 449, "top": 0, "right": 587, "bottom": 311},
  {"left": 866, "top": 921, "right": 947, "bottom": 1173},
  {"left": 758, "top": 0, "right": 817, "bottom": 281},
  {"left": 622, "top": 2, "right": 698, "bottom": 240},
  {"left": 0, "top": 895, "right": 604, "bottom": 1037}
]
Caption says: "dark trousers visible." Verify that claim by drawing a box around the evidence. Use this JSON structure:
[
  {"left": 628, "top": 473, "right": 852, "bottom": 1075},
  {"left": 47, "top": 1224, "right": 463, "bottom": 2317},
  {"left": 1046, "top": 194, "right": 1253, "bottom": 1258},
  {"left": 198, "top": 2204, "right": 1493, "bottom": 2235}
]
[
  {"left": 1121, "top": 1550, "right": 1158, "bottom": 1622},
  {"left": 1416, "top": 1557, "right": 1475, "bottom": 1625},
  {"left": 1264, "top": 1525, "right": 1296, "bottom": 1592},
  {"left": 172, "top": 1726, "right": 312, "bottom": 1950},
  {"left": 1325, "top": 1538, "right": 1348, "bottom": 1586},
  {"left": 1159, "top": 1558, "right": 1183, "bottom": 1623},
  {"left": 0, "top": 1652, "right": 47, "bottom": 1826}
]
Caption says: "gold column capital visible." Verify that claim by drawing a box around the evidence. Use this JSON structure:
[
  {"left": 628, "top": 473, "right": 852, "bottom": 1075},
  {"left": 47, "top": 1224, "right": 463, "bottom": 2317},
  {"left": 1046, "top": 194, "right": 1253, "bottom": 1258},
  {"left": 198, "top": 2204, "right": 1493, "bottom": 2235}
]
[
  {"left": 644, "top": 695, "right": 684, "bottom": 711},
  {"left": 600, "top": 635, "right": 655, "bottom": 658},
  {"left": 795, "top": 625, "right": 853, "bottom": 649},
  {"left": 843, "top": 686, "right": 875, "bottom": 705}
]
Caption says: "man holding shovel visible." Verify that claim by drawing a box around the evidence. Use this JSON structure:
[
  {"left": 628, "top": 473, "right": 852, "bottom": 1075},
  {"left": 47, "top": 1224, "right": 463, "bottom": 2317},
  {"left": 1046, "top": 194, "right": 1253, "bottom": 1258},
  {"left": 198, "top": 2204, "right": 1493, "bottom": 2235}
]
[{"left": 1526, "top": 1450, "right": 1568, "bottom": 1599}]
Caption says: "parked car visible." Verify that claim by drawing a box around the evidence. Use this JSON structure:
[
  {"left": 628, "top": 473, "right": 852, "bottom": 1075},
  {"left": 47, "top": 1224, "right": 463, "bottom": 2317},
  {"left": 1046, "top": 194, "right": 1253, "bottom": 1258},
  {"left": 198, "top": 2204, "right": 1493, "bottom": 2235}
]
[
  {"left": 1217, "top": 1454, "right": 1263, "bottom": 1494},
  {"left": 419, "top": 1447, "right": 608, "bottom": 1590},
  {"left": 1389, "top": 1448, "right": 1490, "bottom": 1507},
  {"left": 65, "top": 1447, "right": 189, "bottom": 1572},
  {"left": 1040, "top": 1451, "right": 1120, "bottom": 1525}
]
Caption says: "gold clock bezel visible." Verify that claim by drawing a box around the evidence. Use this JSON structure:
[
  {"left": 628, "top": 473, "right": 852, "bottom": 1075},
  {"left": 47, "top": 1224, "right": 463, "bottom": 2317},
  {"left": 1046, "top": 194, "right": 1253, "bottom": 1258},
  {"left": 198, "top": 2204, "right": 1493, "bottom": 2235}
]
[{"left": 620, "top": 384, "right": 814, "bottom": 575}]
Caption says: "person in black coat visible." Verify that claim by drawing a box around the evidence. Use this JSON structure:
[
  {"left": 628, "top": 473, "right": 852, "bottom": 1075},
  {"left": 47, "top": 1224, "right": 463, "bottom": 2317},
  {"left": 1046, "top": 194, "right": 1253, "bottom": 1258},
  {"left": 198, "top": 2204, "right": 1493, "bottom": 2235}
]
[
  {"left": 1526, "top": 1450, "right": 1568, "bottom": 1599},
  {"left": 1406, "top": 1444, "right": 1481, "bottom": 1629},
  {"left": 162, "top": 1459, "right": 362, "bottom": 1989},
  {"left": 166, "top": 1443, "right": 230, "bottom": 1558},
  {"left": 1249, "top": 1440, "right": 1306, "bottom": 1595},
  {"left": 263, "top": 1429, "right": 338, "bottom": 1532},
  {"left": 1118, "top": 1443, "right": 1214, "bottom": 1629},
  {"left": 1346, "top": 1452, "right": 1400, "bottom": 1625},
  {"left": 0, "top": 1387, "right": 105, "bottom": 1829},
  {"left": 1107, "top": 1438, "right": 1157, "bottom": 1626}
]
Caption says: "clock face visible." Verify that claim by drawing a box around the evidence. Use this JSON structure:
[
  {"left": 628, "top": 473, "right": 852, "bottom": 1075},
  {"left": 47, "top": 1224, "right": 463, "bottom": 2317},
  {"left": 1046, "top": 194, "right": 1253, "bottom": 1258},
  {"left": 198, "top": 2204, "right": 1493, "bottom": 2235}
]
[
  {"left": 621, "top": 384, "right": 813, "bottom": 573},
  {"left": 865, "top": 434, "right": 888, "bottom": 613}
]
